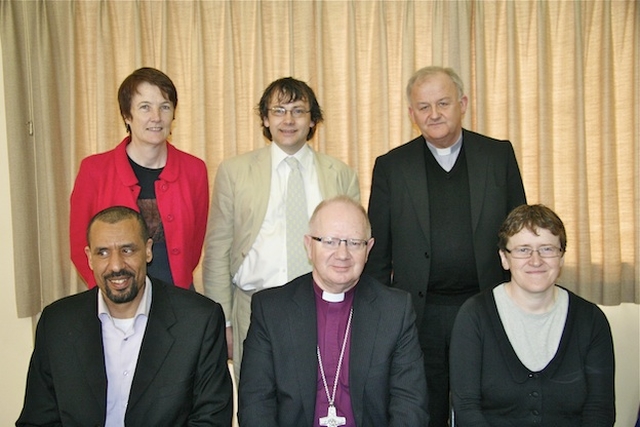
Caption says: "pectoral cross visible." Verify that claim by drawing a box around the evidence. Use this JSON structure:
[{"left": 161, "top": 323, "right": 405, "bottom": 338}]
[{"left": 319, "top": 405, "right": 346, "bottom": 427}]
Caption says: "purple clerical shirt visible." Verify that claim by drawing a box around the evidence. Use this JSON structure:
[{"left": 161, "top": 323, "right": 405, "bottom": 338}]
[{"left": 313, "top": 281, "right": 356, "bottom": 427}]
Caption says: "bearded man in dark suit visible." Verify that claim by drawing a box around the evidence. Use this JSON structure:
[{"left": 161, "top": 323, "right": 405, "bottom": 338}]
[{"left": 17, "top": 206, "right": 232, "bottom": 426}]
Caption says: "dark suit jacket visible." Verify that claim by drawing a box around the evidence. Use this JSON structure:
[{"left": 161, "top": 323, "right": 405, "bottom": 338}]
[
  {"left": 365, "top": 130, "right": 526, "bottom": 322},
  {"left": 237, "top": 273, "right": 429, "bottom": 427},
  {"left": 16, "top": 279, "right": 233, "bottom": 426}
]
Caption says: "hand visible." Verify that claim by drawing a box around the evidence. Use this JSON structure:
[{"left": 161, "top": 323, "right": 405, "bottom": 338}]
[{"left": 225, "top": 326, "right": 233, "bottom": 360}]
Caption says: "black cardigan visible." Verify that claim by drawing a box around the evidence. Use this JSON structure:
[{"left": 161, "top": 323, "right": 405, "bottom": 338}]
[{"left": 450, "top": 285, "right": 615, "bottom": 427}]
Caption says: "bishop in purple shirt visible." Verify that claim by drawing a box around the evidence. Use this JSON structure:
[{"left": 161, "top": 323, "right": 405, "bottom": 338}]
[{"left": 238, "top": 195, "right": 429, "bottom": 427}]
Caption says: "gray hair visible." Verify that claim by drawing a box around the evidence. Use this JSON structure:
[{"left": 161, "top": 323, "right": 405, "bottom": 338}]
[{"left": 406, "top": 66, "right": 465, "bottom": 103}]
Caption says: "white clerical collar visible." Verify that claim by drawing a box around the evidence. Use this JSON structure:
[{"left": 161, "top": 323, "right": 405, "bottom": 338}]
[
  {"left": 435, "top": 146, "right": 452, "bottom": 155},
  {"left": 322, "top": 291, "right": 345, "bottom": 302},
  {"left": 425, "top": 134, "right": 463, "bottom": 172},
  {"left": 425, "top": 134, "right": 463, "bottom": 156}
]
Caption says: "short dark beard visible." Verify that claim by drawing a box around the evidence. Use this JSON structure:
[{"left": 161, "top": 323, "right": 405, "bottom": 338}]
[{"left": 103, "top": 271, "right": 141, "bottom": 304}]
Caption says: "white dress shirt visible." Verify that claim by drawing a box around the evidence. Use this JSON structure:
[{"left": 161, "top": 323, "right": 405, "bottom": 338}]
[
  {"left": 233, "top": 143, "right": 322, "bottom": 292},
  {"left": 98, "top": 277, "right": 152, "bottom": 427}
]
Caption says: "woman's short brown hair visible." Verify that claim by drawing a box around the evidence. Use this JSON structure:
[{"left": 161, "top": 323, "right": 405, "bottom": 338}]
[
  {"left": 498, "top": 204, "right": 567, "bottom": 252},
  {"left": 118, "top": 67, "right": 177, "bottom": 132}
]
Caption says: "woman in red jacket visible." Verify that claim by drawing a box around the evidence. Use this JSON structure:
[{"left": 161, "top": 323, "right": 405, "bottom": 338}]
[{"left": 70, "top": 67, "right": 209, "bottom": 290}]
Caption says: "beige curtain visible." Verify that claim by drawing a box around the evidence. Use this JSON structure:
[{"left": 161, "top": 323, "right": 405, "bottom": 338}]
[{"left": 1, "top": 0, "right": 638, "bottom": 317}]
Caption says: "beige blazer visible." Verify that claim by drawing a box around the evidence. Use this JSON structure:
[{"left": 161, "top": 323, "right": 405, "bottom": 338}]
[{"left": 202, "top": 145, "right": 360, "bottom": 319}]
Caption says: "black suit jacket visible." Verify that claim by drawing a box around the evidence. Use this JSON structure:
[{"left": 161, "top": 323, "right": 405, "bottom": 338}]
[
  {"left": 365, "top": 129, "right": 526, "bottom": 322},
  {"left": 16, "top": 279, "right": 233, "bottom": 426},
  {"left": 237, "top": 273, "right": 429, "bottom": 427}
]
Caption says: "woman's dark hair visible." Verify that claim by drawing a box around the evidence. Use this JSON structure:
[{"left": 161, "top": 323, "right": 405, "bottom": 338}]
[{"left": 118, "top": 67, "right": 178, "bottom": 132}]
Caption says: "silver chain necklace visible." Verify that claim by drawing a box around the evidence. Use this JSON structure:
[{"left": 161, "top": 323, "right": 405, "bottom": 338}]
[{"left": 317, "top": 306, "right": 353, "bottom": 427}]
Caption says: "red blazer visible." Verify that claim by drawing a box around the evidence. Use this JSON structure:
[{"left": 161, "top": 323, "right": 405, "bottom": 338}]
[{"left": 70, "top": 137, "right": 209, "bottom": 289}]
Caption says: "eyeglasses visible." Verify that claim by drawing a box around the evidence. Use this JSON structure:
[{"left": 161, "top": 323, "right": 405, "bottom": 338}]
[
  {"left": 504, "top": 245, "right": 564, "bottom": 259},
  {"left": 310, "top": 236, "right": 369, "bottom": 251},
  {"left": 269, "top": 107, "right": 310, "bottom": 118}
]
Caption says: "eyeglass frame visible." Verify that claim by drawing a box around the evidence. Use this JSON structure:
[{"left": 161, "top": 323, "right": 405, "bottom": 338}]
[
  {"left": 503, "top": 245, "right": 564, "bottom": 259},
  {"left": 309, "top": 236, "right": 370, "bottom": 250},
  {"left": 268, "top": 106, "right": 311, "bottom": 118}
]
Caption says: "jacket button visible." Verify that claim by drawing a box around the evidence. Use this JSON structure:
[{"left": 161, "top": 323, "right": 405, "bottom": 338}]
[
  {"left": 424, "top": 252, "right": 429, "bottom": 258},
  {"left": 418, "top": 291, "right": 425, "bottom": 298}
]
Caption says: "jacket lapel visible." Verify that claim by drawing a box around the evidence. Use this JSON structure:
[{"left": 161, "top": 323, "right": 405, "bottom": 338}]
[
  {"left": 73, "top": 289, "right": 108, "bottom": 412},
  {"left": 127, "top": 281, "right": 176, "bottom": 411},
  {"left": 462, "top": 130, "right": 488, "bottom": 233},
  {"left": 347, "top": 278, "right": 380, "bottom": 427},
  {"left": 290, "top": 278, "right": 321, "bottom": 424},
  {"left": 248, "top": 146, "right": 273, "bottom": 241},
  {"left": 314, "top": 150, "right": 336, "bottom": 198},
  {"left": 400, "top": 137, "right": 431, "bottom": 240}
]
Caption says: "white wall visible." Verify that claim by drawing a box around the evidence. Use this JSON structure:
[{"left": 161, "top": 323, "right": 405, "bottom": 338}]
[{"left": 0, "top": 40, "right": 638, "bottom": 426}]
